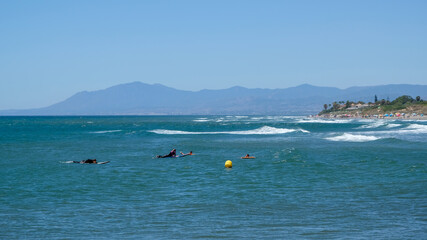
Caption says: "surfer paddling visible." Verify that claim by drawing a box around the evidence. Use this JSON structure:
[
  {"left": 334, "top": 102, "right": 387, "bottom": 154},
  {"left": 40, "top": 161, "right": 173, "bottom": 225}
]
[
  {"left": 73, "top": 159, "right": 97, "bottom": 164},
  {"left": 157, "top": 149, "right": 176, "bottom": 158},
  {"left": 71, "top": 159, "right": 110, "bottom": 164},
  {"left": 156, "top": 149, "right": 194, "bottom": 158},
  {"left": 180, "top": 151, "right": 193, "bottom": 157},
  {"left": 241, "top": 154, "right": 255, "bottom": 159}
]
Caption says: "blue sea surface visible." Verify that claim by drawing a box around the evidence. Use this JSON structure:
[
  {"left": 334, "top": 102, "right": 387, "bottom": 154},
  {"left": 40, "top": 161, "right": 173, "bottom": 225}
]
[{"left": 1, "top": 116, "right": 426, "bottom": 239}]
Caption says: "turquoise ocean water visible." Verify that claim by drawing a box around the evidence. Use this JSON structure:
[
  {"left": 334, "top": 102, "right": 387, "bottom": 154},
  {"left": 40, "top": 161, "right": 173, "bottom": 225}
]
[{"left": 1, "top": 116, "right": 426, "bottom": 239}]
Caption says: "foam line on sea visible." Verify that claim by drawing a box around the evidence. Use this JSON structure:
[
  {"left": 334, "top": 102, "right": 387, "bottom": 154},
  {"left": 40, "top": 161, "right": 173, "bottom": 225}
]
[
  {"left": 297, "top": 118, "right": 354, "bottom": 124},
  {"left": 325, "top": 123, "right": 427, "bottom": 143},
  {"left": 367, "top": 124, "right": 427, "bottom": 135},
  {"left": 149, "top": 126, "right": 310, "bottom": 135},
  {"left": 193, "top": 116, "right": 305, "bottom": 123},
  {"left": 90, "top": 130, "right": 123, "bottom": 134},
  {"left": 325, "top": 133, "right": 382, "bottom": 142},
  {"left": 356, "top": 121, "right": 402, "bottom": 129}
]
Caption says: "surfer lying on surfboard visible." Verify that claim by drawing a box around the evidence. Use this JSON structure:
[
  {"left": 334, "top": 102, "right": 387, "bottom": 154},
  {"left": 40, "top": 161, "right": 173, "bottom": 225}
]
[
  {"left": 73, "top": 159, "right": 97, "bottom": 164},
  {"left": 180, "top": 151, "right": 193, "bottom": 156},
  {"left": 157, "top": 149, "right": 176, "bottom": 158},
  {"left": 71, "top": 159, "right": 110, "bottom": 164},
  {"left": 241, "top": 154, "right": 255, "bottom": 159},
  {"left": 157, "top": 149, "right": 194, "bottom": 158}
]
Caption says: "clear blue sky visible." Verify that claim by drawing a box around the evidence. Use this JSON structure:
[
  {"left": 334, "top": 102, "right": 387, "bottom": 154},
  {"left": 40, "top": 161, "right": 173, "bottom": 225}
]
[{"left": 1, "top": 0, "right": 426, "bottom": 110}]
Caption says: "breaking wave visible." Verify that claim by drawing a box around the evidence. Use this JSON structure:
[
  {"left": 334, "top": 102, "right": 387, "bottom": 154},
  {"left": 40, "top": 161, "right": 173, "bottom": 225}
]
[
  {"left": 193, "top": 119, "right": 210, "bottom": 122},
  {"left": 401, "top": 124, "right": 427, "bottom": 134},
  {"left": 90, "top": 130, "right": 122, "bottom": 134},
  {"left": 357, "top": 121, "right": 401, "bottom": 129},
  {"left": 192, "top": 116, "right": 304, "bottom": 123},
  {"left": 297, "top": 119, "right": 353, "bottom": 124},
  {"left": 385, "top": 123, "right": 402, "bottom": 128},
  {"left": 357, "top": 121, "right": 387, "bottom": 129},
  {"left": 149, "top": 126, "right": 309, "bottom": 135},
  {"left": 325, "top": 133, "right": 381, "bottom": 142}
]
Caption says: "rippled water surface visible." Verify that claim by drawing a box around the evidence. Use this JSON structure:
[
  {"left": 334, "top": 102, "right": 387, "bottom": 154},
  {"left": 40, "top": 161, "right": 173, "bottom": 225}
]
[{"left": 1, "top": 116, "right": 426, "bottom": 239}]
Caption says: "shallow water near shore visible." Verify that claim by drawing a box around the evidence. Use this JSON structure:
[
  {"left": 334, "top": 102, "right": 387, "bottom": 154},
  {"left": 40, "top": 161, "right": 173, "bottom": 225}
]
[{"left": 1, "top": 116, "right": 426, "bottom": 239}]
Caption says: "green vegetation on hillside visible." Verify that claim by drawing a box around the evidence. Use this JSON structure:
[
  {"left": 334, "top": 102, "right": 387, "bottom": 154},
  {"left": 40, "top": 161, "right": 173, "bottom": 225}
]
[{"left": 319, "top": 95, "right": 426, "bottom": 116}]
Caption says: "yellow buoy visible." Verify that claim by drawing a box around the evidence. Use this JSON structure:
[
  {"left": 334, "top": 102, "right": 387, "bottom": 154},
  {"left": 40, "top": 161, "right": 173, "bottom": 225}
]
[{"left": 225, "top": 160, "right": 232, "bottom": 168}]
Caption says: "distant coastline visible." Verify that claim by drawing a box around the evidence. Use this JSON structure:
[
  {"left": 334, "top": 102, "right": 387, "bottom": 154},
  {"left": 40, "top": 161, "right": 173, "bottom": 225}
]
[
  {"left": 315, "top": 95, "right": 427, "bottom": 120},
  {"left": 314, "top": 114, "right": 426, "bottom": 120}
]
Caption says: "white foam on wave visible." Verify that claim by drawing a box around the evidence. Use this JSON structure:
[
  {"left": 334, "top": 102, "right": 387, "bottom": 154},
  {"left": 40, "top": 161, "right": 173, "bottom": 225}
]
[
  {"left": 359, "top": 124, "right": 427, "bottom": 141},
  {"left": 249, "top": 117, "right": 265, "bottom": 121},
  {"left": 297, "top": 119, "right": 353, "bottom": 124},
  {"left": 357, "top": 121, "right": 386, "bottom": 129},
  {"left": 356, "top": 120, "right": 402, "bottom": 129},
  {"left": 150, "top": 129, "right": 199, "bottom": 134},
  {"left": 149, "top": 126, "right": 310, "bottom": 135},
  {"left": 90, "top": 130, "right": 122, "bottom": 134},
  {"left": 249, "top": 116, "right": 304, "bottom": 122},
  {"left": 325, "top": 133, "right": 381, "bottom": 142},
  {"left": 193, "top": 118, "right": 210, "bottom": 122},
  {"left": 372, "top": 123, "right": 427, "bottom": 135},
  {"left": 402, "top": 124, "right": 427, "bottom": 134},
  {"left": 400, "top": 119, "right": 427, "bottom": 122},
  {"left": 193, "top": 115, "right": 303, "bottom": 123},
  {"left": 385, "top": 123, "right": 402, "bottom": 128},
  {"left": 232, "top": 126, "right": 310, "bottom": 134}
]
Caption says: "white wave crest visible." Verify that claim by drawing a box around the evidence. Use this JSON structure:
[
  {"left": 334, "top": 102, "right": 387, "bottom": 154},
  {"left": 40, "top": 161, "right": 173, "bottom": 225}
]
[
  {"left": 325, "top": 133, "right": 381, "bottom": 142},
  {"left": 402, "top": 124, "right": 427, "bottom": 134},
  {"left": 357, "top": 121, "right": 386, "bottom": 129},
  {"left": 150, "top": 129, "right": 199, "bottom": 135},
  {"left": 193, "top": 118, "right": 210, "bottom": 122},
  {"left": 298, "top": 119, "right": 352, "bottom": 124},
  {"left": 149, "top": 126, "right": 309, "bottom": 135},
  {"left": 193, "top": 115, "right": 303, "bottom": 123},
  {"left": 357, "top": 120, "right": 402, "bottom": 129},
  {"left": 90, "top": 130, "right": 122, "bottom": 134},
  {"left": 233, "top": 126, "right": 310, "bottom": 134},
  {"left": 385, "top": 124, "right": 401, "bottom": 128}
]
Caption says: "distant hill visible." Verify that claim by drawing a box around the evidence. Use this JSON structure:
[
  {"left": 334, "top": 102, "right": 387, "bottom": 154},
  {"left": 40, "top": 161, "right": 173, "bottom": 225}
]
[
  {"left": 318, "top": 95, "right": 427, "bottom": 117},
  {"left": 1, "top": 82, "right": 427, "bottom": 115}
]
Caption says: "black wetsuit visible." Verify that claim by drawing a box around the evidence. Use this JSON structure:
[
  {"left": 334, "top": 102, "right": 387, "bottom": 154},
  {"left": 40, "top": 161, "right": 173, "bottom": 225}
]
[
  {"left": 157, "top": 150, "right": 176, "bottom": 158},
  {"left": 83, "top": 159, "right": 96, "bottom": 163},
  {"left": 73, "top": 159, "right": 97, "bottom": 164}
]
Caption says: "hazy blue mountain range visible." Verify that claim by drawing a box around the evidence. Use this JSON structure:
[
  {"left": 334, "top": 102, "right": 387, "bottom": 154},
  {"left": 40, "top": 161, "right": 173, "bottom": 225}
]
[{"left": 2, "top": 82, "right": 427, "bottom": 115}]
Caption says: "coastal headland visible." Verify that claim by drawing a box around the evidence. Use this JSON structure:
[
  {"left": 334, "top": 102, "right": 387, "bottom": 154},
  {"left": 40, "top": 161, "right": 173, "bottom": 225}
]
[{"left": 315, "top": 95, "right": 427, "bottom": 120}]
